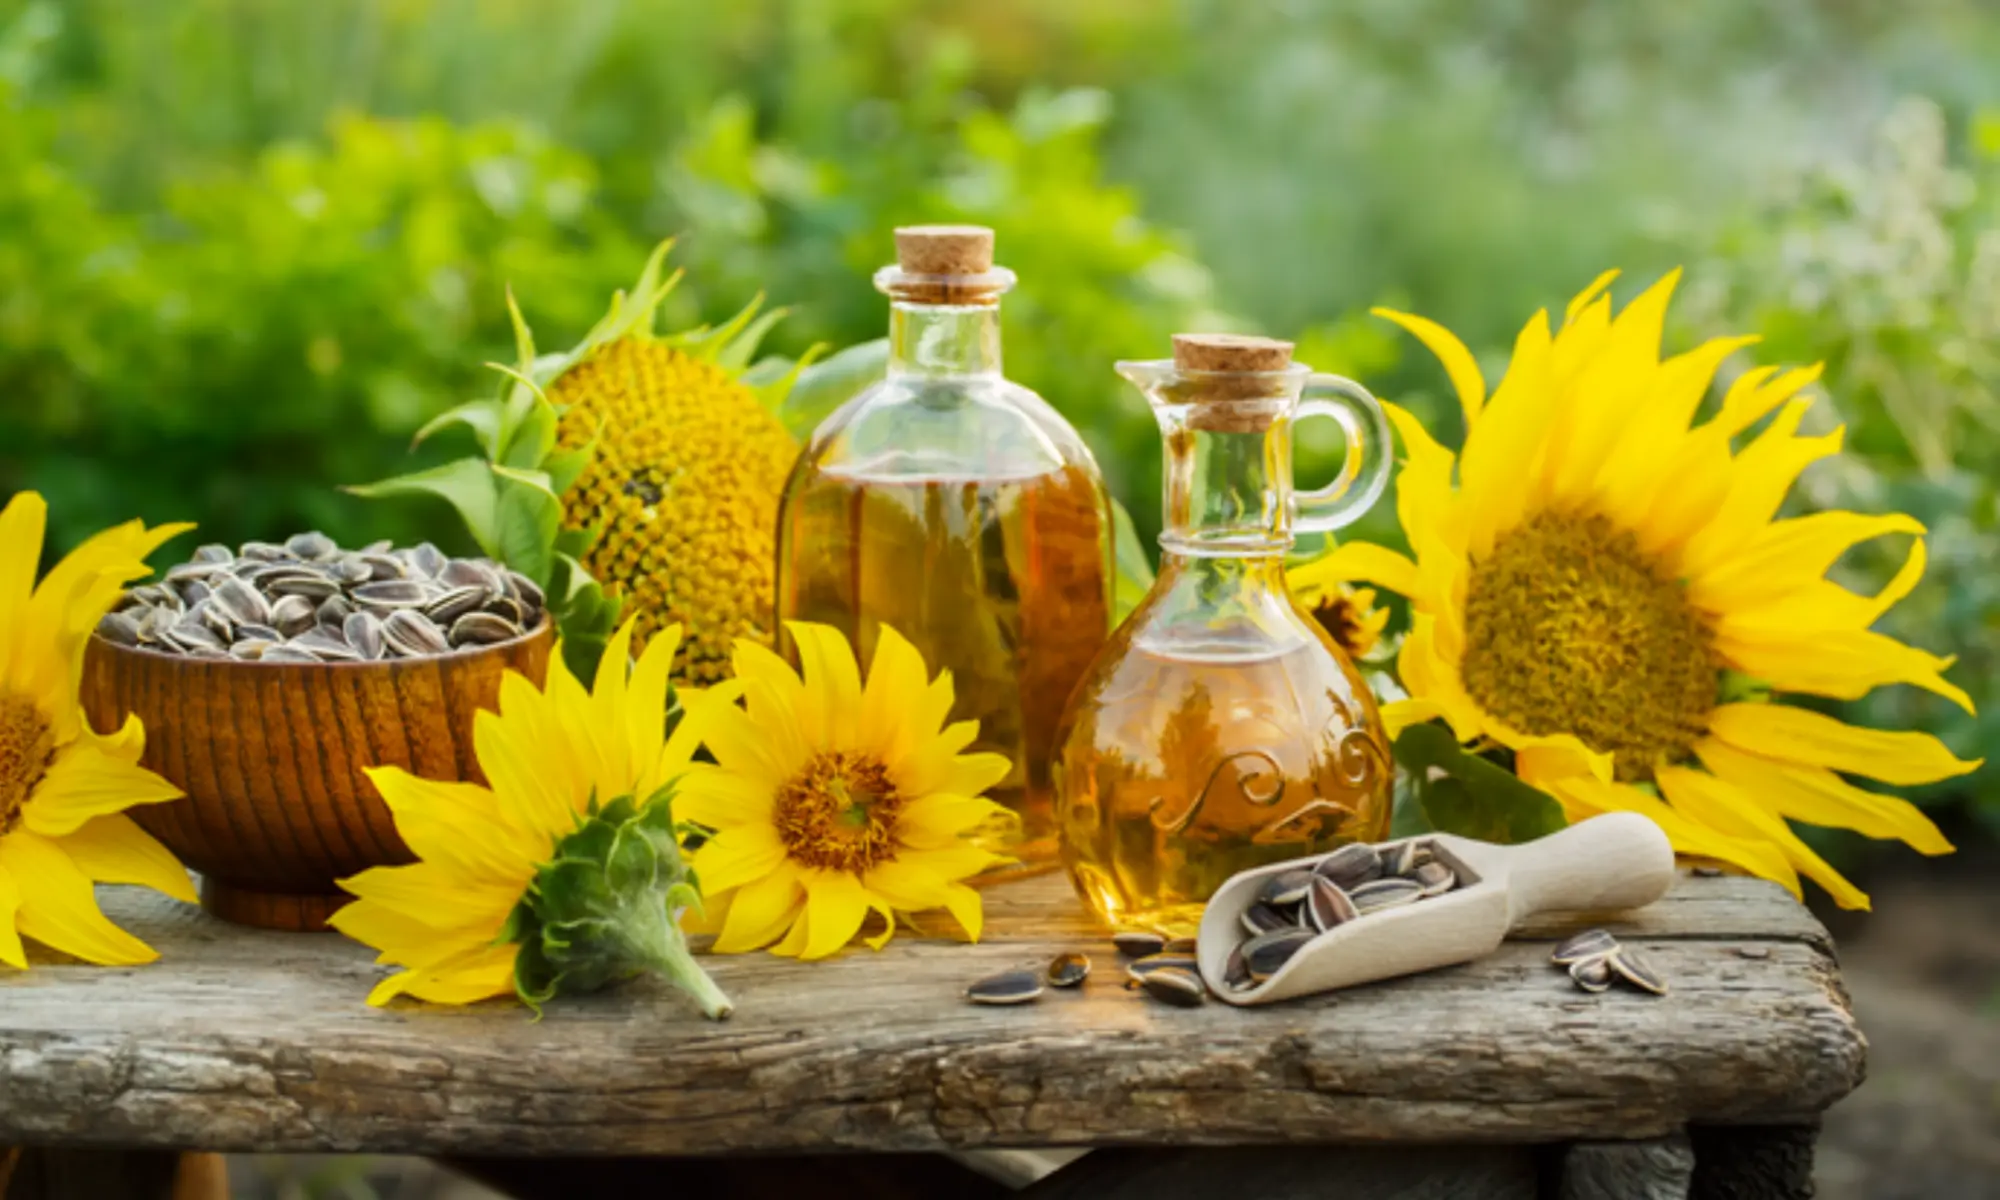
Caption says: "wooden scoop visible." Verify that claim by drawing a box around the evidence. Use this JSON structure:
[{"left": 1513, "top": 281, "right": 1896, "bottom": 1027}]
[{"left": 1196, "top": 813, "right": 1676, "bottom": 1006}]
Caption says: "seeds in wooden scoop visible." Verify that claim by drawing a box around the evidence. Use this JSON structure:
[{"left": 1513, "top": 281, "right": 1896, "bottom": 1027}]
[
  {"left": 1258, "top": 869, "right": 1317, "bottom": 908},
  {"left": 1239, "top": 902, "right": 1291, "bottom": 936},
  {"left": 1550, "top": 928, "right": 1619, "bottom": 966},
  {"left": 1410, "top": 860, "right": 1456, "bottom": 897},
  {"left": 1113, "top": 931, "right": 1167, "bottom": 959},
  {"left": 1348, "top": 877, "right": 1423, "bottom": 915},
  {"left": 1223, "top": 943, "right": 1252, "bottom": 991},
  {"left": 1314, "top": 843, "right": 1381, "bottom": 888},
  {"left": 1046, "top": 952, "right": 1091, "bottom": 988},
  {"left": 1307, "top": 875, "right": 1358, "bottom": 932},
  {"left": 1384, "top": 840, "right": 1420, "bottom": 878},
  {"left": 1140, "top": 967, "right": 1206, "bottom": 1008},
  {"left": 966, "top": 970, "right": 1044, "bottom": 1006},
  {"left": 1243, "top": 927, "right": 1316, "bottom": 982},
  {"left": 1569, "top": 955, "right": 1614, "bottom": 993},
  {"left": 1606, "top": 947, "right": 1668, "bottom": 996}
]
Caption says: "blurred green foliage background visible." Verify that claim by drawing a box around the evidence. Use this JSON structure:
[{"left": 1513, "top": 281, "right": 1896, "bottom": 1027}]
[{"left": 2, "top": 0, "right": 1996, "bottom": 833}]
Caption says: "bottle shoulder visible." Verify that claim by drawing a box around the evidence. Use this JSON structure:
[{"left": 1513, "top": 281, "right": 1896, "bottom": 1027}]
[{"left": 801, "top": 375, "right": 1103, "bottom": 481}]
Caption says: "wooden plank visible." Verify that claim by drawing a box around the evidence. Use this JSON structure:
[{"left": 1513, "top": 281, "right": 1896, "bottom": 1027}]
[{"left": 0, "top": 874, "right": 1861, "bottom": 1158}]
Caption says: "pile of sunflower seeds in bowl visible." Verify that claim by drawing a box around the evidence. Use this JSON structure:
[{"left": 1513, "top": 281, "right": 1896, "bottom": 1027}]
[
  {"left": 1217, "top": 839, "right": 1460, "bottom": 993},
  {"left": 97, "top": 533, "right": 546, "bottom": 663}
]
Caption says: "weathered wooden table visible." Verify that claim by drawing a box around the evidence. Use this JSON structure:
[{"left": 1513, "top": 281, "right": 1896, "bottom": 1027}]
[{"left": 0, "top": 871, "right": 1862, "bottom": 1199}]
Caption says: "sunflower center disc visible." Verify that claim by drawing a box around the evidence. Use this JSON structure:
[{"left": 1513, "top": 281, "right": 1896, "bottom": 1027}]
[
  {"left": 0, "top": 692, "right": 55, "bottom": 834},
  {"left": 1460, "top": 509, "right": 1717, "bottom": 781},
  {"left": 1310, "top": 590, "right": 1376, "bottom": 660},
  {"left": 774, "top": 750, "right": 905, "bottom": 873}
]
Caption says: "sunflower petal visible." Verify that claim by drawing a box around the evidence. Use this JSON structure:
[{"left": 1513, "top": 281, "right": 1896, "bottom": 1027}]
[
  {"left": 787, "top": 621, "right": 864, "bottom": 751},
  {"left": 1372, "top": 307, "right": 1487, "bottom": 426},
  {"left": 366, "top": 941, "right": 518, "bottom": 1007},
  {"left": 20, "top": 735, "right": 182, "bottom": 839},
  {"left": 49, "top": 814, "right": 196, "bottom": 904},
  {"left": 691, "top": 824, "right": 789, "bottom": 896},
  {"left": 0, "top": 866, "right": 25, "bottom": 968},
  {"left": 1290, "top": 541, "right": 1422, "bottom": 602},
  {"left": 862, "top": 624, "right": 934, "bottom": 772},
  {"left": 1695, "top": 738, "right": 1953, "bottom": 855},
  {"left": 799, "top": 870, "right": 870, "bottom": 960},
  {"left": 1657, "top": 765, "right": 1869, "bottom": 910},
  {"left": 1689, "top": 511, "right": 1924, "bottom": 613},
  {"left": 1708, "top": 703, "right": 1981, "bottom": 786},
  {"left": 1459, "top": 309, "right": 1554, "bottom": 558},
  {"left": 0, "top": 830, "right": 158, "bottom": 965},
  {"left": 938, "top": 882, "right": 983, "bottom": 943},
  {"left": 1541, "top": 773, "right": 1799, "bottom": 894},
  {"left": 1715, "top": 626, "right": 1973, "bottom": 714},
  {"left": 711, "top": 869, "right": 805, "bottom": 954},
  {"left": 0, "top": 492, "right": 47, "bottom": 683},
  {"left": 898, "top": 793, "right": 1009, "bottom": 843}
]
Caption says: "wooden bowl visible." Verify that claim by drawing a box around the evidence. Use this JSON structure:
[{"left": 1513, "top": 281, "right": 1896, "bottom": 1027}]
[{"left": 79, "top": 620, "right": 552, "bottom": 931}]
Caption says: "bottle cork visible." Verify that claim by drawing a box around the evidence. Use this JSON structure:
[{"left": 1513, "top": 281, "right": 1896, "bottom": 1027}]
[
  {"left": 1170, "top": 334, "right": 1295, "bottom": 431},
  {"left": 894, "top": 225, "right": 995, "bottom": 276}
]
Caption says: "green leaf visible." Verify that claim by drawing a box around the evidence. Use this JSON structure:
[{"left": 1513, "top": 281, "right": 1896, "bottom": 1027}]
[
  {"left": 491, "top": 465, "right": 561, "bottom": 587},
  {"left": 1392, "top": 723, "right": 1567, "bottom": 844},
  {"left": 343, "top": 458, "right": 500, "bottom": 557},
  {"left": 542, "top": 425, "right": 598, "bottom": 496},
  {"left": 411, "top": 397, "right": 505, "bottom": 459},
  {"left": 1110, "top": 496, "right": 1156, "bottom": 621},
  {"left": 778, "top": 338, "right": 888, "bottom": 439}
]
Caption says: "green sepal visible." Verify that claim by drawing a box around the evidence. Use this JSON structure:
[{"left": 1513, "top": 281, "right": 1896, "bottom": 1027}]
[
  {"left": 410, "top": 397, "right": 505, "bottom": 459},
  {"left": 1391, "top": 723, "right": 1568, "bottom": 845},
  {"left": 551, "top": 553, "right": 622, "bottom": 686},
  {"left": 504, "top": 784, "right": 733, "bottom": 1020}
]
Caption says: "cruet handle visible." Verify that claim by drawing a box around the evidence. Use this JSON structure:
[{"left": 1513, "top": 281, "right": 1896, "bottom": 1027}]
[{"left": 1292, "top": 373, "right": 1394, "bottom": 534}]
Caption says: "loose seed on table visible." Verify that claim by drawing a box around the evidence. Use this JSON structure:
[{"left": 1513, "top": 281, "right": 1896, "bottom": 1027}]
[
  {"left": 966, "top": 970, "right": 1044, "bottom": 1006},
  {"left": 1046, "top": 952, "right": 1091, "bottom": 988},
  {"left": 1112, "top": 931, "right": 1167, "bottom": 959},
  {"left": 1606, "top": 947, "right": 1669, "bottom": 996},
  {"left": 1569, "top": 955, "right": 1614, "bottom": 993},
  {"left": 1140, "top": 967, "right": 1206, "bottom": 1008},
  {"left": 1550, "top": 929, "right": 1619, "bottom": 966}
]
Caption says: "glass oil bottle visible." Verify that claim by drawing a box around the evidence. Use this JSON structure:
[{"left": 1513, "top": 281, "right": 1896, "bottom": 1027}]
[
  {"left": 775, "top": 226, "right": 1114, "bottom": 875},
  {"left": 1053, "top": 334, "right": 1396, "bottom": 933}
]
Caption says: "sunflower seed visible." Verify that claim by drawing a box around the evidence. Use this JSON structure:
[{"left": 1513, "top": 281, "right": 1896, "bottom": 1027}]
[
  {"left": 1258, "top": 869, "right": 1317, "bottom": 909},
  {"left": 263, "top": 570, "right": 341, "bottom": 600},
  {"left": 95, "top": 611, "right": 141, "bottom": 646},
  {"left": 291, "top": 628, "right": 359, "bottom": 662},
  {"left": 328, "top": 558, "right": 374, "bottom": 586},
  {"left": 1163, "top": 936, "right": 1198, "bottom": 955},
  {"left": 1112, "top": 931, "right": 1167, "bottom": 959},
  {"left": 966, "top": 970, "right": 1043, "bottom": 1006},
  {"left": 1139, "top": 967, "right": 1206, "bottom": 1008},
  {"left": 1735, "top": 946, "right": 1772, "bottom": 961},
  {"left": 1384, "top": 840, "right": 1419, "bottom": 878},
  {"left": 198, "top": 599, "right": 235, "bottom": 638},
  {"left": 285, "top": 530, "right": 339, "bottom": 561},
  {"left": 235, "top": 623, "right": 282, "bottom": 643},
  {"left": 1240, "top": 902, "right": 1291, "bottom": 937},
  {"left": 270, "top": 595, "right": 317, "bottom": 637},
  {"left": 1047, "top": 952, "right": 1091, "bottom": 988},
  {"left": 316, "top": 594, "right": 352, "bottom": 626},
  {"left": 440, "top": 557, "right": 501, "bottom": 593},
  {"left": 1348, "top": 877, "right": 1424, "bottom": 914},
  {"left": 166, "top": 620, "right": 224, "bottom": 653},
  {"left": 177, "top": 579, "right": 213, "bottom": 606},
  {"left": 1223, "top": 943, "right": 1252, "bottom": 990},
  {"left": 385, "top": 609, "right": 450, "bottom": 657},
  {"left": 192, "top": 543, "right": 236, "bottom": 564},
  {"left": 353, "top": 579, "right": 430, "bottom": 609},
  {"left": 1570, "top": 955, "right": 1614, "bottom": 993},
  {"left": 229, "top": 639, "right": 275, "bottom": 661},
  {"left": 1411, "top": 860, "right": 1457, "bottom": 898},
  {"left": 483, "top": 595, "right": 528, "bottom": 626},
  {"left": 1314, "top": 843, "right": 1382, "bottom": 888},
  {"left": 211, "top": 576, "right": 272, "bottom": 627},
  {"left": 1606, "top": 947, "right": 1669, "bottom": 996},
  {"left": 1307, "top": 875, "right": 1359, "bottom": 932},
  {"left": 449, "top": 611, "right": 520, "bottom": 647},
  {"left": 360, "top": 552, "right": 408, "bottom": 582},
  {"left": 165, "top": 561, "right": 226, "bottom": 583},
  {"left": 344, "top": 611, "right": 385, "bottom": 661},
  {"left": 1550, "top": 928, "right": 1619, "bottom": 966},
  {"left": 405, "top": 543, "right": 448, "bottom": 579},
  {"left": 1125, "top": 953, "right": 1199, "bottom": 986},
  {"left": 1692, "top": 865, "right": 1726, "bottom": 878},
  {"left": 1244, "top": 927, "right": 1316, "bottom": 982},
  {"left": 426, "top": 585, "right": 487, "bottom": 625},
  {"left": 506, "top": 570, "right": 545, "bottom": 612},
  {"left": 238, "top": 540, "right": 288, "bottom": 562},
  {"left": 261, "top": 644, "right": 322, "bottom": 664}
]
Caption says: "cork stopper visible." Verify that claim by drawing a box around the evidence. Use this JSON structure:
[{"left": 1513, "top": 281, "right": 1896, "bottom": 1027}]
[
  {"left": 879, "top": 225, "right": 1011, "bottom": 306},
  {"left": 1171, "top": 333, "right": 1294, "bottom": 374},
  {"left": 894, "top": 225, "right": 995, "bottom": 276},
  {"left": 1167, "top": 334, "right": 1298, "bottom": 431}
]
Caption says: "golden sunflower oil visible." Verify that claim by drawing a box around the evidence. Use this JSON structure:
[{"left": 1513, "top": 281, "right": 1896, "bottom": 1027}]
[
  {"left": 1053, "top": 333, "right": 1396, "bottom": 933},
  {"left": 778, "top": 464, "right": 1109, "bottom": 863},
  {"left": 775, "top": 226, "right": 1113, "bottom": 875}
]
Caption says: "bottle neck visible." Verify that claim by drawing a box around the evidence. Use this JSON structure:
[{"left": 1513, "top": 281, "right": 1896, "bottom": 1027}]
[
  {"left": 886, "top": 300, "right": 1003, "bottom": 378},
  {"left": 1140, "top": 550, "right": 1314, "bottom": 657},
  {"left": 1158, "top": 418, "right": 1293, "bottom": 557}
]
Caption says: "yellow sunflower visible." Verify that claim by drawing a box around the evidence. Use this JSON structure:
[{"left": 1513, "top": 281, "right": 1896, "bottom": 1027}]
[
  {"left": 1288, "top": 547, "right": 1391, "bottom": 661},
  {"left": 682, "top": 621, "right": 1013, "bottom": 960},
  {"left": 331, "top": 619, "right": 737, "bottom": 1013},
  {"left": 1320, "top": 270, "right": 1976, "bottom": 908},
  {"left": 0, "top": 492, "right": 195, "bottom": 968}
]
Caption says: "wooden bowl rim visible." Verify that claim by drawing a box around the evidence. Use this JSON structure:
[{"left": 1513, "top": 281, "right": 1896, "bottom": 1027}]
[{"left": 88, "top": 612, "right": 554, "bottom": 670}]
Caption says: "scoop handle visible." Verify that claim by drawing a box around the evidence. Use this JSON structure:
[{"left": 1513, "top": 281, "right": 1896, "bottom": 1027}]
[{"left": 1501, "top": 812, "right": 1675, "bottom": 925}]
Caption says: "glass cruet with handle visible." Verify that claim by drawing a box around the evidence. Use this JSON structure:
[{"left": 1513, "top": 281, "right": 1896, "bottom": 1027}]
[{"left": 1052, "top": 333, "right": 1396, "bottom": 933}]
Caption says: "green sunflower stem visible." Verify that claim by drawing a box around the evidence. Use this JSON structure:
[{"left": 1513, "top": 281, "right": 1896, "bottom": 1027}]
[{"left": 622, "top": 890, "right": 733, "bottom": 1020}]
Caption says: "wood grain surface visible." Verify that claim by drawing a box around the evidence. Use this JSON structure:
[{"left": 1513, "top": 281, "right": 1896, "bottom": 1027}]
[
  {"left": 77, "top": 625, "right": 551, "bottom": 930},
  {"left": 0, "top": 871, "right": 1862, "bottom": 1157}
]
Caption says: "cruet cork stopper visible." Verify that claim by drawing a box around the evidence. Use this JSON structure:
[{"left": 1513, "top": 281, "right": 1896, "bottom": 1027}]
[
  {"left": 1172, "top": 333, "right": 1294, "bottom": 373},
  {"left": 1171, "top": 334, "right": 1295, "bottom": 429},
  {"left": 895, "top": 225, "right": 995, "bottom": 277}
]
